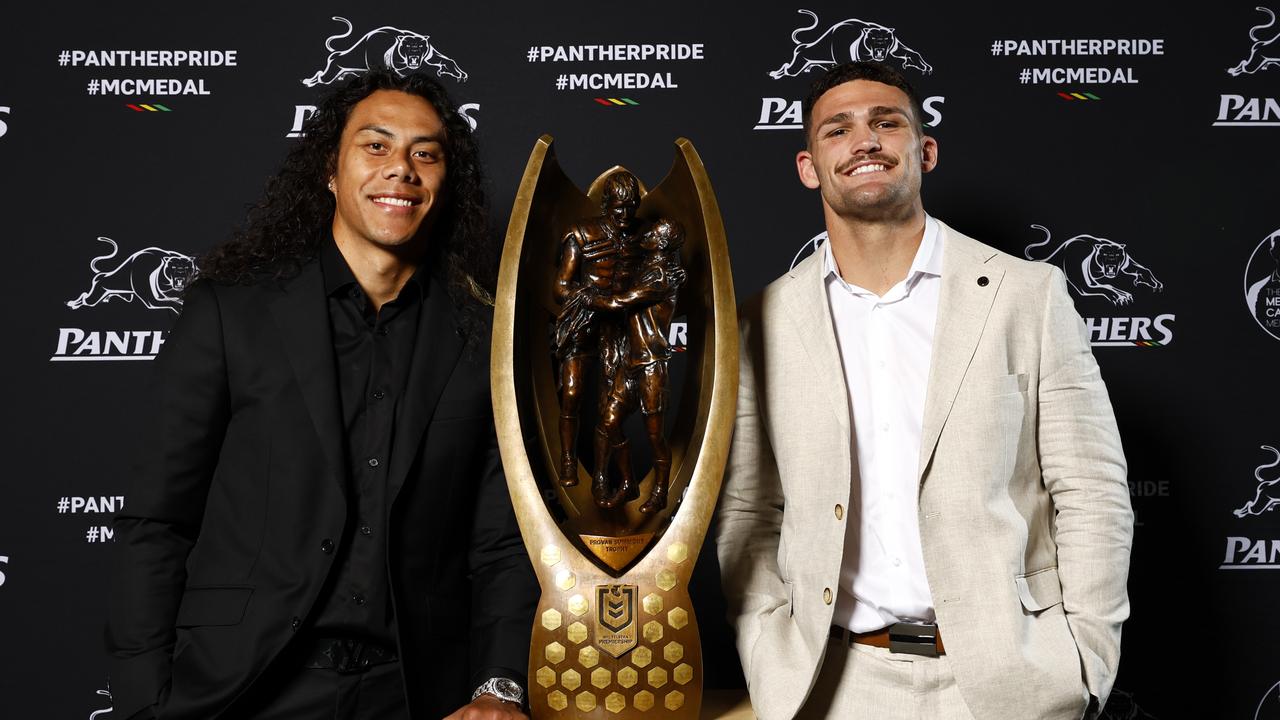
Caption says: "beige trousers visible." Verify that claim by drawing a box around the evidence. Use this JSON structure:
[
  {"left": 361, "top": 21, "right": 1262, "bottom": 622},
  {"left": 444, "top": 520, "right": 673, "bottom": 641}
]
[{"left": 797, "top": 640, "right": 977, "bottom": 720}]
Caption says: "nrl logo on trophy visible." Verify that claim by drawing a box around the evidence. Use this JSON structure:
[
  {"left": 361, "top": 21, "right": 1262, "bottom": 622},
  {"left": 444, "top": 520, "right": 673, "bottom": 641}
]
[{"left": 492, "top": 135, "right": 736, "bottom": 717}]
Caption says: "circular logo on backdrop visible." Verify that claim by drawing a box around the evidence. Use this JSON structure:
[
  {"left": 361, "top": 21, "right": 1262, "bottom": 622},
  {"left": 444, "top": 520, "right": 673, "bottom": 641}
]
[{"left": 1244, "top": 229, "right": 1280, "bottom": 341}]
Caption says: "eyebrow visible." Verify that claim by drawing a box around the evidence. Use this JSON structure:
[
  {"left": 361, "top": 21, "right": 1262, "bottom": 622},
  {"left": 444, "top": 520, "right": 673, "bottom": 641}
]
[
  {"left": 815, "top": 105, "right": 911, "bottom": 130},
  {"left": 354, "top": 125, "right": 444, "bottom": 144}
]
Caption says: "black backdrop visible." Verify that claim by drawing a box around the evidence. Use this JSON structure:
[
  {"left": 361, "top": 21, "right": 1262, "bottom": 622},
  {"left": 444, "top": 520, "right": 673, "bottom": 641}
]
[{"left": 2, "top": 3, "right": 1278, "bottom": 718}]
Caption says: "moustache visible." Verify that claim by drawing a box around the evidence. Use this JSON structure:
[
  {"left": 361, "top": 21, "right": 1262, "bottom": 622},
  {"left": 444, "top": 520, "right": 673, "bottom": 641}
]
[{"left": 836, "top": 154, "right": 897, "bottom": 175}]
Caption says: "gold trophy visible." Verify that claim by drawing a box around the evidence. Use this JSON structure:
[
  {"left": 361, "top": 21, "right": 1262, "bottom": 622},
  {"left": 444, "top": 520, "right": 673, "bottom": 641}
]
[{"left": 491, "top": 136, "right": 737, "bottom": 718}]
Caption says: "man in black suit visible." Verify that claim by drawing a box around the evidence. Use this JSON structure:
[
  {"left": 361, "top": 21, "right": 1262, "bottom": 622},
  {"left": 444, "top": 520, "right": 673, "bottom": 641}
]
[{"left": 105, "top": 70, "right": 538, "bottom": 720}]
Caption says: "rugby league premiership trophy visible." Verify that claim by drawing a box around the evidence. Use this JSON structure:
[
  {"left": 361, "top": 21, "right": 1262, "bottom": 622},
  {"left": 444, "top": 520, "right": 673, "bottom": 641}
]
[{"left": 492, "top": 136, "right": 737, "bottom": 718}]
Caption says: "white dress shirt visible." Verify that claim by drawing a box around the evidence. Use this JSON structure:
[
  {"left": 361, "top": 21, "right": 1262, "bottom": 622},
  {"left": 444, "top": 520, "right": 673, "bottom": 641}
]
[{"left": 822, "top": 215, "right": 944, "bottom": 633}]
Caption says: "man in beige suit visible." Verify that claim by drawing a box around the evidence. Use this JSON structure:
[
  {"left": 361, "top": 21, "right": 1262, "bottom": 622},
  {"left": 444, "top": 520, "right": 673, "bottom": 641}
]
[{"left": 716, "top": 62, "right": 1132, "bottom": 720}]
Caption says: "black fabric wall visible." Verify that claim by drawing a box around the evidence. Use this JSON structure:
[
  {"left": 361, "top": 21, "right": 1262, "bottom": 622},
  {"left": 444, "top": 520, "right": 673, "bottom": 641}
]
[{"left": 1, "top": 3, "right": 1277, "bottom": 717}]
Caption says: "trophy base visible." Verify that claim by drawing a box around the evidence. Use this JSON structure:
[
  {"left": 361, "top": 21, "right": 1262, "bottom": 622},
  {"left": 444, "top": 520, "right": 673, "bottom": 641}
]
[{"left": 528, "top": 543, "right": 702, "bottom": 718}]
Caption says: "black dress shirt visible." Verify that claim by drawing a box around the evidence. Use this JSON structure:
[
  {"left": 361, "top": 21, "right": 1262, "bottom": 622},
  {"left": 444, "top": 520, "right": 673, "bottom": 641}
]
[{"left": 311, "top": 236, "right": 425, "bottom": 645}]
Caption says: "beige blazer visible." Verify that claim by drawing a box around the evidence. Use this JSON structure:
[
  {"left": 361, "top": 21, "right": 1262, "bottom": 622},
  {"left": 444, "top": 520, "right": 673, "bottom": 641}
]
[{"left": 716, "top": 222, "right": 1132, "bottom": 720}]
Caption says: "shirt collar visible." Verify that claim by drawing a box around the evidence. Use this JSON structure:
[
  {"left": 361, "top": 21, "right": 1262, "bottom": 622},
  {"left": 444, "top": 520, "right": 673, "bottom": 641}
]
[
  {"left": 320, "top": 233, "right": 427, "bottom": 302},
  {"left": 321, "top": 233, "right": 359, "bottom": 298},
  {"left": 822, "top": 214, "right": 944, "bottom": 292}
]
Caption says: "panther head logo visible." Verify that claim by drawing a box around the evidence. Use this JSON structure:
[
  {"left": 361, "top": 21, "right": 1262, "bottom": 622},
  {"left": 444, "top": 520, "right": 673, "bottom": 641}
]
[
  {"left": 1093, "top": 243, "right": 1126, "bottom": 279},
  {"left": 161, "top": 256, "right": 196, "bottom": 295},
  {"left": 395, "top": 34, "right": 430, "bottom": 70},
  {"left": 860, "top": 27, "right": 895, "bottom": 61}
]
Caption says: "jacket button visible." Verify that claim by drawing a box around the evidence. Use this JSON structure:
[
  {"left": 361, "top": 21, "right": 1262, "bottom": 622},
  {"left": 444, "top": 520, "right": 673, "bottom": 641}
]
[
  {"left": 321, "top": 539, "right": 335, "bottom": 554},
  {"left": 834, "top": 504, "right": 844, "bottom": 520},
  {"left": 291, "top": 617, "right": 301, "bottom": 631},
  {"left": 823, "top": 588, "right": 833, "bottom": 605}
]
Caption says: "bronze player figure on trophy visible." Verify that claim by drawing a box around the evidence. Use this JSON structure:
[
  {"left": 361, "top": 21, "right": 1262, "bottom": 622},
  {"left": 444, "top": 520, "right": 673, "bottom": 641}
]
[
  {"left": 553, "top": 170, "right": 646, "bottom": 506},
  {"left": 590, "top": 218, "right": 686, "bottom": 513},
  {"left": 553, "top": 170, "right": 686, "bottom": 511}
]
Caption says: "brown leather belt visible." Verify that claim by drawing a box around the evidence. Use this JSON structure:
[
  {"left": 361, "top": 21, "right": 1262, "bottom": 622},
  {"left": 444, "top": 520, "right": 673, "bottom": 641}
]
[{"left": 830, "top": 623, "right": 946, "bottom": 657}]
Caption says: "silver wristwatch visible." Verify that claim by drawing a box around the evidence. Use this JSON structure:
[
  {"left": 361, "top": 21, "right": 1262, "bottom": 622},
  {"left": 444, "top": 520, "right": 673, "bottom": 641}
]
[{"left": 471, "top": 676, "right": 525, "bottom": 706}]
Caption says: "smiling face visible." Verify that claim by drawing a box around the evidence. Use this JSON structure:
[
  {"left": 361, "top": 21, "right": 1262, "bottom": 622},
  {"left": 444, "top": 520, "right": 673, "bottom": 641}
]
[
  {"left": 329, "top": 89, "right": 448, "bottom": 256},
  {"left": 796, "top": 79, "right": 937, "bottom": 223}
]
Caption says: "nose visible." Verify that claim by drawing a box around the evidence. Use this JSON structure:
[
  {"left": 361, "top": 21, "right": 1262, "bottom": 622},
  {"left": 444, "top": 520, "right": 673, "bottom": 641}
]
[
  {"left": 850, "top": 126, "right": 881, "bottom": 155},
  {"left": 382, "top": 150, "right": 418, "bottom": 183}
]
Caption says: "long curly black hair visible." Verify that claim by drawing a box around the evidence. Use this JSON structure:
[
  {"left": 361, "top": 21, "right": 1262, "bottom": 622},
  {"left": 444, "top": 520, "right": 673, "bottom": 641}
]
[{"left": 199, "top": 70, "right": 495, "bottom": 330}]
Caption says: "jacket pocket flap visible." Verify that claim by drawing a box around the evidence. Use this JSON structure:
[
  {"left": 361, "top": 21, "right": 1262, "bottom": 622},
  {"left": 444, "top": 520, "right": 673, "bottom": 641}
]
[
  {"left": 175, "top": 585, "right": 254, "bottom": 627},
  {"left": 1015, "top": 567, "right": 1063, "bottom": 612}
]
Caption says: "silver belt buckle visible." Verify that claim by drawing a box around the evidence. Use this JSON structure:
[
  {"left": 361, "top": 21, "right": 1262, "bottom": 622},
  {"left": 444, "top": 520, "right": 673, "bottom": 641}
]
[{"left": 888, "top": 622, "right": 939, "bottom": 657}]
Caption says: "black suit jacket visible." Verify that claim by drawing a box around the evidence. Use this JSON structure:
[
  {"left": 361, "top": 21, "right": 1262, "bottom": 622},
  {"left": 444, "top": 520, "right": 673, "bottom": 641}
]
[{"left": 105, "top": 260, "right": 537, "bottom": 719}]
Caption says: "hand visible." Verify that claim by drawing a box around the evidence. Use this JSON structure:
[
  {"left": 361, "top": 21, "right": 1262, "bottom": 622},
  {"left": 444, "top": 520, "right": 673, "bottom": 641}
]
[{"left": 443, "top": 694, "right": 527, "bottom": 720}]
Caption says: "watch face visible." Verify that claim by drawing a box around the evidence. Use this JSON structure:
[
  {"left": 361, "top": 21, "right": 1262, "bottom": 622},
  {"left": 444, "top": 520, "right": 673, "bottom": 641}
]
[{"left": 496, "top": 678, "right": 522, "bottom": 698}]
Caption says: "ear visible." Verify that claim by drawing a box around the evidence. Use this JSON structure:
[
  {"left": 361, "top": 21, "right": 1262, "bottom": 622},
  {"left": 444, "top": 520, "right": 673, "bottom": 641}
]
[
  {"left": 796, "top": 149, "right": 821, "bottom": 190},
  {"left": 920, "top": 134, "right": 939, "bottom": 173}
]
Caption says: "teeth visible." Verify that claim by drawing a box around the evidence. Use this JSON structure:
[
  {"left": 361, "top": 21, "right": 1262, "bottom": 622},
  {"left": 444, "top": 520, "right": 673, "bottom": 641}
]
[
  {"left": 850, "top": 164, "right": 886, "bottom": 176},
  {"left": 374, "top": 197, "right": 415, "bottom": 207}
]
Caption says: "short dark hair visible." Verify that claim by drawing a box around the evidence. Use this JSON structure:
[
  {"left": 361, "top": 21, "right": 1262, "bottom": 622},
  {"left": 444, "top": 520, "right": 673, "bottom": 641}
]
[{"left": 801, "top": 61, "right": 925, "bottom": 140}]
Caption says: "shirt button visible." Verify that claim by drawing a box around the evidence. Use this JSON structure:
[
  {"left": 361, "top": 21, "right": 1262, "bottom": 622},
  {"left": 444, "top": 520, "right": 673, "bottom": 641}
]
[
  {"left": 367, "top": 457, "right": 380, "bottom": 468},
  {"left": 823, "top": 588, "right": 833, "bottom": 605},
  {"left": 320, "top": 539, "right": 334, "bottom": 554},
  {"left": 291, "top": 616, "right": 301, "bottom": 631},
  {"left": 377, "top": 326, "right": 389, "bottom": 336},
  {"left": 360, "top": 525, "right": 373, "bottom": 536},
  {"left": 893, "top": 558, "right": 902, "bottom": 567},
  {"left": 372, "top": 389, "right": 385, "bottom": 400},
  {"left": 834, "top": 504, "right": 844, "bottom": 520}
]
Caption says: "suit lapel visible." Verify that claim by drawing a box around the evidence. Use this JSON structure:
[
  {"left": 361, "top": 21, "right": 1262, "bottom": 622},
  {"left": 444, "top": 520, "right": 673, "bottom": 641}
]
[
  {"left": 917, "top": 225, "right": 1003, "bottom": 484},
  {"left": 779, "top": 249, "right": 851, "bottom": 440},
  {"left": 387, "top": 276, "right": 465, "bottom": 505},
  {"left": 270, "top": 262, "right": 347, "bottom": 492}
]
